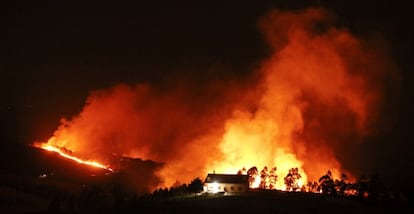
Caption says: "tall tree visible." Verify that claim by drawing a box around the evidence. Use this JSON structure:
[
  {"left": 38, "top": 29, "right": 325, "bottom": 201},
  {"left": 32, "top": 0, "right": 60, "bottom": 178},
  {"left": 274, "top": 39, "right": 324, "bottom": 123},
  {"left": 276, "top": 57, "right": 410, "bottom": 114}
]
[
  {"left": 260, "top": 166, "right": 269, "bottom": 189},
  {"left": 307, "top": 181, "right": 319, "bottom": 193},
  {"left": 268, "top": 167, "right": 277, "bottom": 189},
  {"left": 247, "top": 166, "right": 258, "bottom": 187},
  {"left": 237, "top": 167, "right": 246, "bottom": 175},
  {"left": 188, "top": 177, "right": 204, "bottom": 194},
  {"left": 334, "top": 173, "right": 349, "bottom": 196},
  {"left": 284, "top": 167, "right": 302, "bottom": 191},
  {"left": 319, "top": 170, "right": 336, "bottom": 195}
]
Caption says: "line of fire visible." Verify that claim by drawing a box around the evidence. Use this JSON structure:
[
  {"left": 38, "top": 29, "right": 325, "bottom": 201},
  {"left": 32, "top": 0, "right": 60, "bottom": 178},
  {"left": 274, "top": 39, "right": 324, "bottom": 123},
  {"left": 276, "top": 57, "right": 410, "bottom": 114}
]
[
  {"left": 28, "top": 7, "right": 397, "bottom": 201},
  {"left": 32, "top": 142, "right": 361, "bottom": 197}
]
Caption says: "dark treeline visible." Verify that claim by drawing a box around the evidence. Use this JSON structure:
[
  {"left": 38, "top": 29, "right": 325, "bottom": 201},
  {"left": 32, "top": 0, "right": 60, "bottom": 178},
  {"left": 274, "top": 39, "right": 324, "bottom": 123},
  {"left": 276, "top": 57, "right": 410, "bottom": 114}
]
[
  {"left": 2, "top": 169, "right": 408, "bottom": 214},
  {"left": 239, "top": 165, "right": 394, "bottom": 200},
  {"left": 44, "top": 177, "right": 205, "bottom": 213}
]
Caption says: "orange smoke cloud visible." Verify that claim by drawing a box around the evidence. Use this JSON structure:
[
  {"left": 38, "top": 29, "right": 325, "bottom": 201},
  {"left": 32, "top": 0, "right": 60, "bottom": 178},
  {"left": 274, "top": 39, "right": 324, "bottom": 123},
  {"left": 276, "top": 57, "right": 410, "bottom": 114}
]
[
  {"left": 226, "top": 8, "right": 388, "bottom": 182},
  {"left": 36, "top": 81, "right": 245, "bottom": 190},
  {"left": 35, "top": 8, "right": 393, "bottom": 192}
]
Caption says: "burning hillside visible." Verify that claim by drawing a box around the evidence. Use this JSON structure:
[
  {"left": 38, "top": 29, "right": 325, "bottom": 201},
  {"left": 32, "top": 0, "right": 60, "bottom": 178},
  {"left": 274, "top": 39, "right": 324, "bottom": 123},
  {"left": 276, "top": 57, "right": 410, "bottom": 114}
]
[
  {"left": 34, "top": 8, "right": 393, "bottom": 192},
  {"left": 33, "top": 142, "right": 114, "bottom": 172}
]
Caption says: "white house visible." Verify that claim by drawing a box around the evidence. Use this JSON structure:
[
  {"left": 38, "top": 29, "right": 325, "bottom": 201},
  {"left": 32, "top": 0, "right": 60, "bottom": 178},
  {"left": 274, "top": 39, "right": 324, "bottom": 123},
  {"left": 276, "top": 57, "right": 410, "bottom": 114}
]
[{"left": 203, "top": 173, "right": 249, "bottom": 194}]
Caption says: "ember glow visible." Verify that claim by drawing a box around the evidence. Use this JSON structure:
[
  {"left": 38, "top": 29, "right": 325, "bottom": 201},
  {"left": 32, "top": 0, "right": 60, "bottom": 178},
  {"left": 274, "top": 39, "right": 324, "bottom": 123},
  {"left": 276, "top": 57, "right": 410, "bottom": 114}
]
[
  {"left": 205, "top": 8, "right": 389, "bottom": 189},
  {"left": 33, "top": 142, "right": 114, "bottom": 172},
  {"left": 34, "top": 8, "right": 393, "bottom": 192}
]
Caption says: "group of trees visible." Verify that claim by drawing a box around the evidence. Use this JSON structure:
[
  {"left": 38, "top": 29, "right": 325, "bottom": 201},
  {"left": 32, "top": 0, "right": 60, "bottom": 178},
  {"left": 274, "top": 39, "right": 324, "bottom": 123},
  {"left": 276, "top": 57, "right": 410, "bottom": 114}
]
[
  {"left": 315, "top": 170, "right": 388, "bottom": 199},
  {"left": 48, "top": 170, "right": 395, "bottom": 214},
  {"left": 238, "top": 166, "right": 278, "bottom": 189},
  {"left": 238, "top": 166, "right": 302, "bottom": 191},
  {"left": 153, "top": 165, "right": 391, "bottom": 202},
  {"left": 284, "top": 167, "right": 302, "bottom": 191},
  {"left": 151, "top": 177, "right": 204, "bottom": 199},
  {"left": 238, "top": 166, "right": 389, "bottom": 200},
  {"left": 47, "top": 177, "right": 205, "bottom": 213}
]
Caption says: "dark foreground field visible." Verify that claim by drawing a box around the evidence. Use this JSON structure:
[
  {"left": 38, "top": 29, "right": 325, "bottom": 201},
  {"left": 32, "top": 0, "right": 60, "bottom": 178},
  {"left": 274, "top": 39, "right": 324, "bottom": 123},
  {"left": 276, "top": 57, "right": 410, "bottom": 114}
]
[
  {"left": 1, "top": 179, "right": 412, "bottom": 214},
  {"left": 0, "top": 145, "right": 412, "bottom": 214},
  {"left": 136, "top": 191, "right": 411, "bottom": 214}
]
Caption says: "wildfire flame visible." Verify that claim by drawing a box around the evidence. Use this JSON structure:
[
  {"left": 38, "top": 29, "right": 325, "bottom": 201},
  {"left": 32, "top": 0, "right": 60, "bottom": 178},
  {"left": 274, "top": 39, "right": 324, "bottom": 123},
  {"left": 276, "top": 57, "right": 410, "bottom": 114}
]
[
  {"left": 33, "top": 8, "right": 393, "bottom": 192},
  {"left": 33, "top": 142, "right": 114, "bottom": 172}
]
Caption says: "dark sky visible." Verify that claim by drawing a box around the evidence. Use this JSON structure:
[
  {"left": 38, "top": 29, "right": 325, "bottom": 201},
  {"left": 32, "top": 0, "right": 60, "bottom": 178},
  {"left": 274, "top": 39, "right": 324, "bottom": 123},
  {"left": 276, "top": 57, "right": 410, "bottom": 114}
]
[{"left": 3, "top": 1, "right": 414, "bottom": 191}]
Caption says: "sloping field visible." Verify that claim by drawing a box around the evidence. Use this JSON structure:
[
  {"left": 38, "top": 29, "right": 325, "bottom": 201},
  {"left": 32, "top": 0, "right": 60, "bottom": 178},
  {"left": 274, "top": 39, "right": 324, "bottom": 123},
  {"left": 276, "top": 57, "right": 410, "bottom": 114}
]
[{"left": 137, "top": 191, "right": 411, "bottom": 214}]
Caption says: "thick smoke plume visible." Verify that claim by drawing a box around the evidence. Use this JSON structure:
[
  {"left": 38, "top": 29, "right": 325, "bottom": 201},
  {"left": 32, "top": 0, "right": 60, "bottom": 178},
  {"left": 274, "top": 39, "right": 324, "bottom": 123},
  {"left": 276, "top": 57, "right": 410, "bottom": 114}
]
[
  {"left": 40, "top": 79, "right": 249, "bottom": 191},
  {"left": 212, "top": 8, "right": 392, "bottom": 185},
  {"left": 37, "top": 8, "right": 393, "bottom": 192}
]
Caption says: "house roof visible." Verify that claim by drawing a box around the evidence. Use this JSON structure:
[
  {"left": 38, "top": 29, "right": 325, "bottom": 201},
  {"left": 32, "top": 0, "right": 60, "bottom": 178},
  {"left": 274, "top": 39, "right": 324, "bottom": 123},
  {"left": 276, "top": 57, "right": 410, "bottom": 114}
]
[{"left": 204, "top": 173, "right": 248, "bottom": 184}]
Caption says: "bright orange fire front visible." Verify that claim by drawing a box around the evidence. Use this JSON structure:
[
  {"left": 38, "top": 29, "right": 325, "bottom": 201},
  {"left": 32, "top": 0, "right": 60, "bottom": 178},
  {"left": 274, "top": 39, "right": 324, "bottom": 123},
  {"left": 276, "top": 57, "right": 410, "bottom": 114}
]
[
  {"left": 33, "top": 142, "right": 114, "bottom": 172},
  {"left": 32, "top": 8, "right": 392, "bottom": 193}
]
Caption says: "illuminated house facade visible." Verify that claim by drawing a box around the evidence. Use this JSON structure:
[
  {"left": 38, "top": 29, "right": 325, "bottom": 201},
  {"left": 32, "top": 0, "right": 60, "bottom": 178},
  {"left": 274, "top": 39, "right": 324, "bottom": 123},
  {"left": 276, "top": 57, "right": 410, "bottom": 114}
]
[{"left": 203, "top": 173, "right": 249, "bottom": 194}]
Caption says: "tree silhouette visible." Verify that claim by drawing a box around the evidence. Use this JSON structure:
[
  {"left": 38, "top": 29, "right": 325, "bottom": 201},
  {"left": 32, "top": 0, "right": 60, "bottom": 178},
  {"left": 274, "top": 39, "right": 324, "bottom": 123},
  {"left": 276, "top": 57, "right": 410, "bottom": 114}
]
[
  {"left": 319, "top": 170, "right": 336, "bottom": 195},
  {"left": 260, "top": 166, "right": 269, "bottom": 189},
  {"left": 334, "top": 173, "right": 349, "bottom": 196},
  {"left": 355, "top": 174, "right": 386, "bottom": 200},
  {"left": 356, "top": 174, "right": 369, "bottom": 198},
  {"left": 307, "top": 181, "right": 319, "bottom": 193},
  {"left": 237, "top": 167, "right": 246, "bottom": 175},
  {"left": 284, "top": 167, "right": 302, "bottom": 191},
  {"left": 247, "top": 166, "right": 258, "bottom": 187},
  {"left": 188, "top": 177, "right": 204, "bottom": 194},
  {"left": 268, "top": 167, "right": 277, "bottom": 189}
]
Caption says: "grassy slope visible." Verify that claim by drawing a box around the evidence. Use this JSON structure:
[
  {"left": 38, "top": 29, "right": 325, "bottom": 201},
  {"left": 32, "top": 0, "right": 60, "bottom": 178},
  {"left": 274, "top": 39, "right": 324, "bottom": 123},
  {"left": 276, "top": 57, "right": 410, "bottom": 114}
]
[{"left": 139, "top": 191, "right": 412, "bottom": 214}]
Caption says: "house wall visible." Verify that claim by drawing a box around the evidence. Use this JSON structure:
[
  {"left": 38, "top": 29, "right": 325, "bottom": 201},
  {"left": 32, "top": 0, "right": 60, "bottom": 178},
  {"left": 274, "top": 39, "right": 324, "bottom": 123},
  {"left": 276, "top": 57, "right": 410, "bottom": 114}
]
[{"left": 204, "top": 182, "right": 248, "bottom": 193}]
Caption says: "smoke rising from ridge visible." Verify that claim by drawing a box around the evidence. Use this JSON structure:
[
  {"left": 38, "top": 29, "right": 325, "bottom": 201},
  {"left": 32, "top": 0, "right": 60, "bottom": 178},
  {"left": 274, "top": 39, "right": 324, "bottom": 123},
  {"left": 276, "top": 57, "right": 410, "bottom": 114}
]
[{"left": 37, "top": 7, "right": 395, "bottom": 191}]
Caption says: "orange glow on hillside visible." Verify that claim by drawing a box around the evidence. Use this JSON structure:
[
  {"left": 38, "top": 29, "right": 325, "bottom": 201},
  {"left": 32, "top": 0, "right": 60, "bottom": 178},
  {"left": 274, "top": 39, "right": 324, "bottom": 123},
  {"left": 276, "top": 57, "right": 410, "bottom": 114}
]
[
  {"left": 33, "top": 142, "right": 114, "bottom": 172},
  {"left": 33, "top": 8, "right": 392, "bottom": 193},
  {"left": 209, "top": 112, "right": 309, "bottom": 190}
]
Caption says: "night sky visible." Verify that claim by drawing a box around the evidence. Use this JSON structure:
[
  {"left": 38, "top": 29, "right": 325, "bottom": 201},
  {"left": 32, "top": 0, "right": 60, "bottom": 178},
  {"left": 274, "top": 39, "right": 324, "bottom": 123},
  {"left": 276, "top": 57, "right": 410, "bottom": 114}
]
[{"left": 3, "top": 1, "right": 414, "bottom": 192}]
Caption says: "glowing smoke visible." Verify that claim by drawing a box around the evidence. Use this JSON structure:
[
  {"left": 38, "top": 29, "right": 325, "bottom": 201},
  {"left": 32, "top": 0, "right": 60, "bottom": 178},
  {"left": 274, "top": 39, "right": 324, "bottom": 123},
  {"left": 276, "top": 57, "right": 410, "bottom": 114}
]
[
  {"left": 210, "top": 8, "right": 391, "bottom": 185},
  {"left": 36, "top": 8, "right": 393, "bottom": 192}
]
